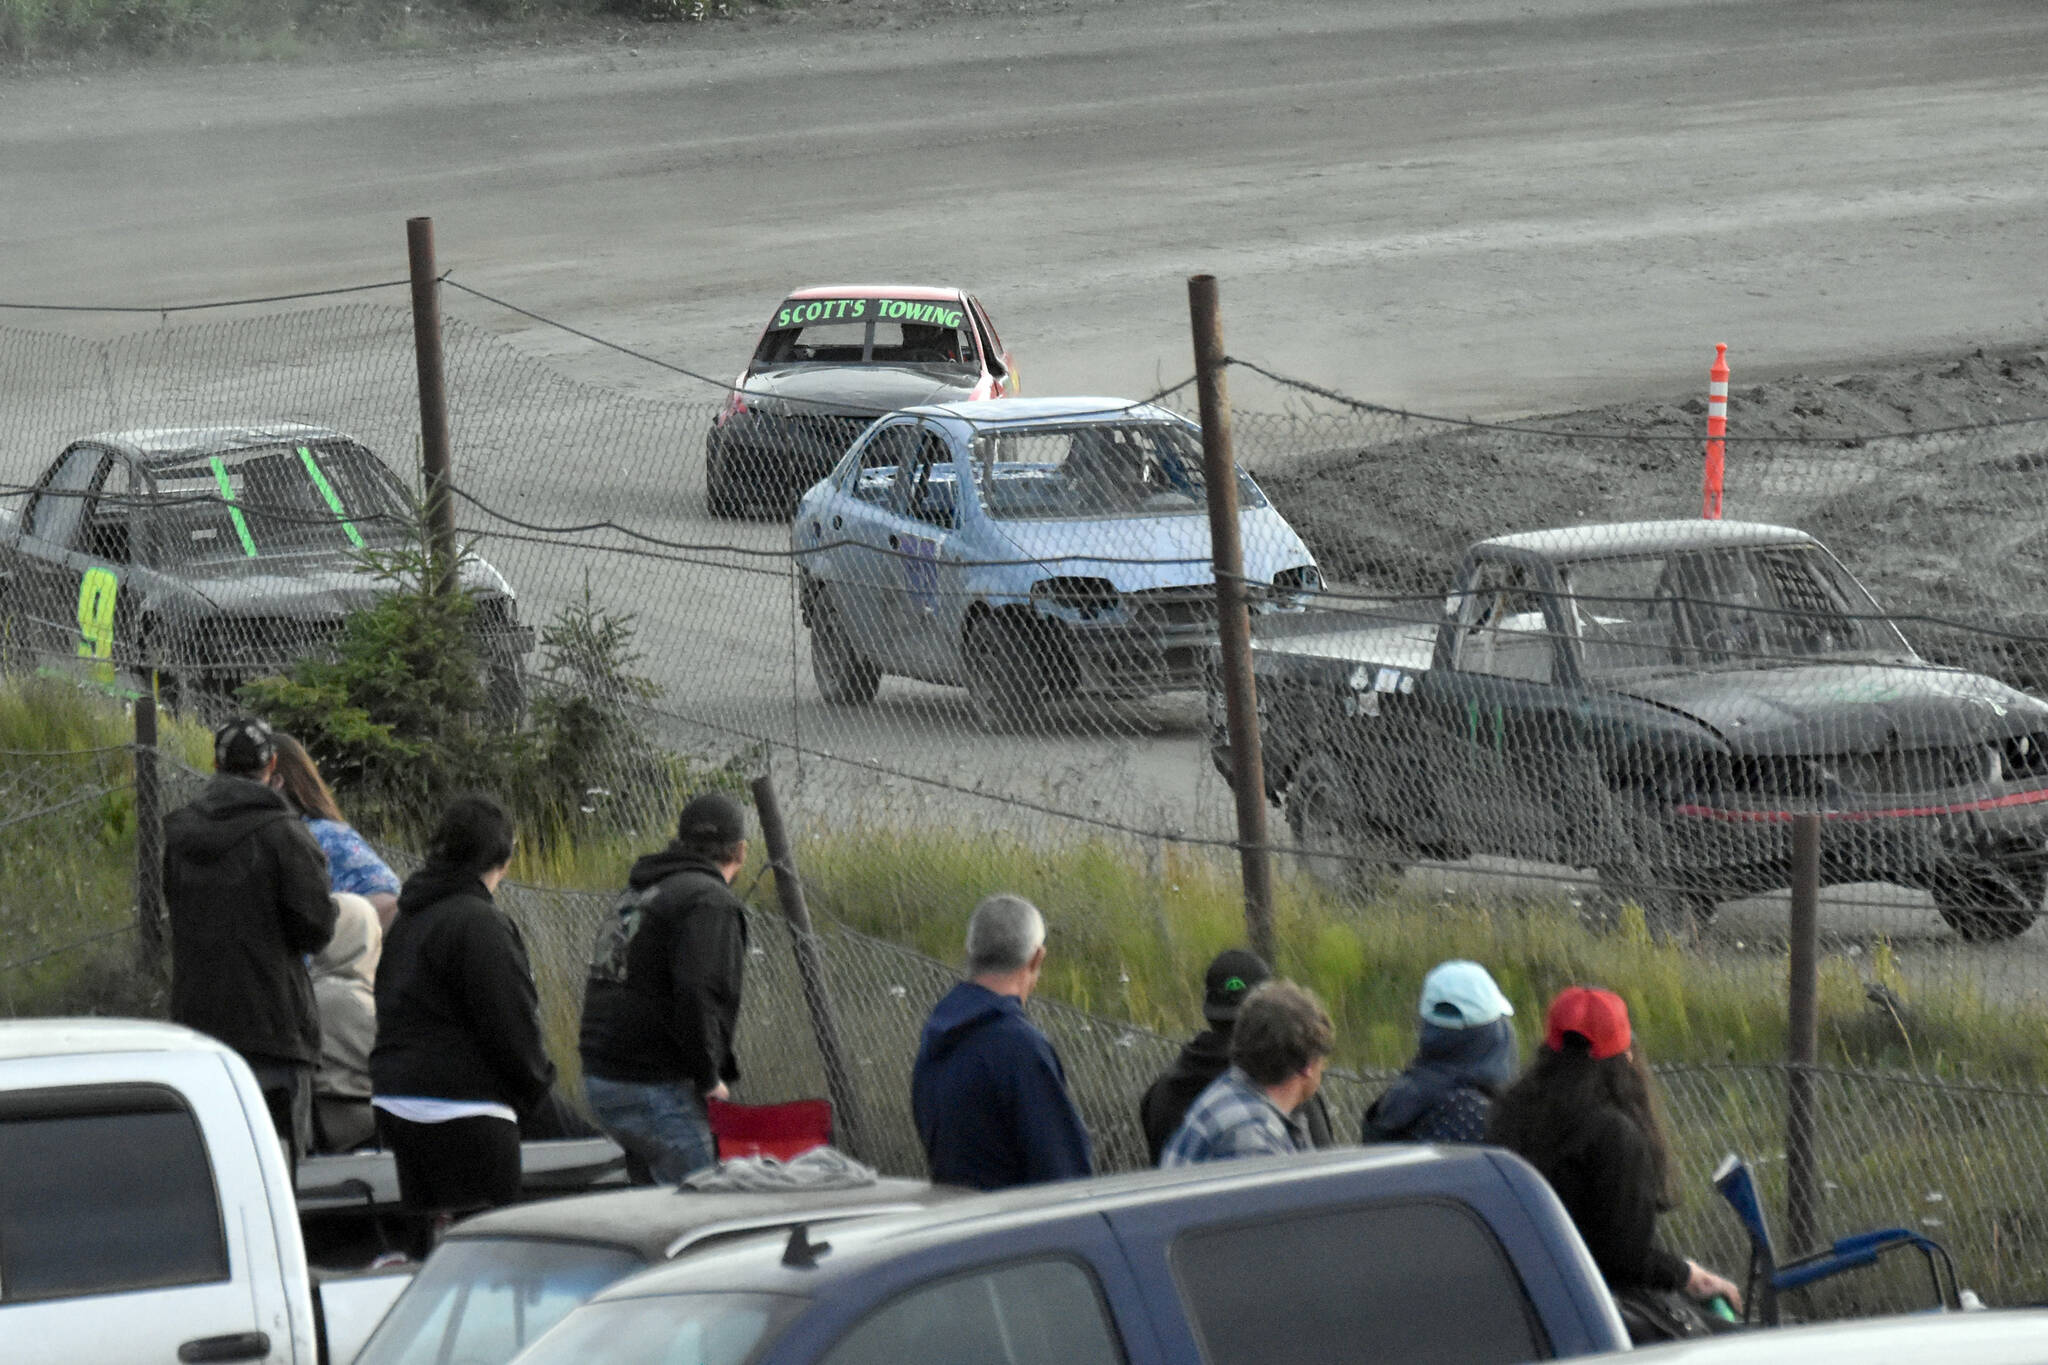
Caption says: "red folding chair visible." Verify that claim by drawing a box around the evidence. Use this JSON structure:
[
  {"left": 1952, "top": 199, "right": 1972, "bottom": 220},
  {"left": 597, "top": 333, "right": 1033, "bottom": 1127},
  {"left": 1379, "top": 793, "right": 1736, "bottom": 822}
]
[{"left": 705, "top": 1098, "right": 833, "bottom": 1162}]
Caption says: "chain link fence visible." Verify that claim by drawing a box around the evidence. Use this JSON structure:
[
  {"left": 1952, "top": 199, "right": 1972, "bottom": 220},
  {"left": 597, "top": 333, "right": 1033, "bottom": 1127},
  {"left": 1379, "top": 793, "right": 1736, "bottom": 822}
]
[
  {"left": 7, "top": 286, "right": 2048, "bottom": 1313},
  {"left": 0, "top": 733, "right": 143, "bottom": 1014}
]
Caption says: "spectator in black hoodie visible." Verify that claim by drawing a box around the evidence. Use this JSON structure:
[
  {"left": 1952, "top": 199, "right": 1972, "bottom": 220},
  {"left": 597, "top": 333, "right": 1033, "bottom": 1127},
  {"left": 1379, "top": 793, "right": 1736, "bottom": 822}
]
[
  {"left": 1138, "top": 949, "right": 1333, "bottom": 1164},
  {"left": 371, "top": 795, "right": 554, "bottom": 1247},
  {"left": 578, "top": 792, "right": 751, "bottom": 1184},
  {"left": 164, "top": 716, "right": 336, "bottom": 1170}
]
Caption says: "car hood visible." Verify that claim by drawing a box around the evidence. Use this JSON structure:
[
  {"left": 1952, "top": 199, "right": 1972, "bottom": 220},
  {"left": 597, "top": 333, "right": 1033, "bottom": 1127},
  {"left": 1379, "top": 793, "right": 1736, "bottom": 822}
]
[
  {"left": 739, "top": 365, "right": 976, "bottom": 415},
  {"left": 1613, "top": 661, "right": 2048, "bottom": 755},
  {"left": 989, "top": 506, "right": 1314, "bottom": 592},
  {"left": 170, "top": 552, "right": 514, "bottom": 617}
]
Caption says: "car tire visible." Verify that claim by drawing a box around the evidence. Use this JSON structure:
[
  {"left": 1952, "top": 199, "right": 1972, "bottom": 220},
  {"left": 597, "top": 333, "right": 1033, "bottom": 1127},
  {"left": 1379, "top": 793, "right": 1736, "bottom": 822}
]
[
  {"left": 964, "top": 615, "right": 1046, "bottom": 733},
  {"left": 810, "top": 596, "right": 880, "bottom": 706},
  {"left": 1594, "top": 791, "right": 1717, "bottom": 942},
  {"left": 1932, "top": 869, "right": 2041, "bottom": 943},
  {"left": 1285, "top": 758, "right": 1408, "bottom": 901},
  {"left": 705, "top": 438, "right": 743, "bottom": 519}
]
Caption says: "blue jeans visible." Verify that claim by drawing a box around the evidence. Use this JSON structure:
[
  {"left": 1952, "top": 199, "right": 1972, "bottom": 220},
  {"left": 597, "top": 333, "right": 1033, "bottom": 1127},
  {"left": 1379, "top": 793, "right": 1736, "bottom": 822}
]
[{"left": 583, "top": 1074, "right": 719, "bottom": 1184}]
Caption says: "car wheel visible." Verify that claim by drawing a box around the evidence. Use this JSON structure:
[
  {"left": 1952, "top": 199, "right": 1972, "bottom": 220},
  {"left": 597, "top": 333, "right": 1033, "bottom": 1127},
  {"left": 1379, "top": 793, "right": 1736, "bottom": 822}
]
[
  {"left": 810, "top": 597, "right": 880, "bottom": 706},
  {"left": 1594, "top": 791, "right": 1717, "bottom": 942},
  {"left": 705, "top": 438, "right": 743, "bottom": 519},
  {"left": 1932, "top": 869, "right": 2041, "bottom": 943},
  {"left": 1285, "top": 758, "right": 1407, "bottom": 901},
  {"left": 964, "top": 616, "right": 1046, "bottom": 733}
]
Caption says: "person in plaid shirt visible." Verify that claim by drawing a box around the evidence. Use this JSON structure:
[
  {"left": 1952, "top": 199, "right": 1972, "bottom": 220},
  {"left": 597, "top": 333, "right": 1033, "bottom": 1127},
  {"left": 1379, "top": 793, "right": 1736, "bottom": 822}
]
[{"left": 1160, "top": 980, "right": 1333, "bottom": 1166}]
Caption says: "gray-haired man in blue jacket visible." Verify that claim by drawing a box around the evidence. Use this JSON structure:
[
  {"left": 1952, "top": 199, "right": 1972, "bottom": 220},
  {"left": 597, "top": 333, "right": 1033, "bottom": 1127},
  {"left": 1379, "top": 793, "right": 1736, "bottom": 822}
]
[{"left": 910, "top": 894, "right": 1094, "bottom": 1190}]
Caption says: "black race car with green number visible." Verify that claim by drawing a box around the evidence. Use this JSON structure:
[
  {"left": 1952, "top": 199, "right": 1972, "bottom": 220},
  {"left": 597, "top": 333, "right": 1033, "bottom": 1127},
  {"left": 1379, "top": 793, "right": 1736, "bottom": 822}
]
[
  {"left": 0, "top": 425, "right": 533, "bottom": 710},
  {"left": 1221, "top": 519, "right": 2048, "bottom": 941}
]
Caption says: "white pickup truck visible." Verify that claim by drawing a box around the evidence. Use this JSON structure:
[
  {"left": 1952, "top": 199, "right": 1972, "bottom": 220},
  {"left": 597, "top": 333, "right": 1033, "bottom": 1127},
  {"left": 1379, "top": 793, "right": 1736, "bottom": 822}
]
[{"left": 0, "top": 1018, "right": 413, "bottom": 1365}]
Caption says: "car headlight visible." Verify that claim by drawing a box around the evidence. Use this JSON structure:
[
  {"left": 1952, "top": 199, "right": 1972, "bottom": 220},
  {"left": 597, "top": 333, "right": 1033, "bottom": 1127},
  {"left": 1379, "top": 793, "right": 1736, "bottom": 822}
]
[
  {"left": 1030, "top": 576, "right": 1122, "bottom": 622},
  {"left": 1266, "top": 563, "right": 1324, "bottom": 609}
]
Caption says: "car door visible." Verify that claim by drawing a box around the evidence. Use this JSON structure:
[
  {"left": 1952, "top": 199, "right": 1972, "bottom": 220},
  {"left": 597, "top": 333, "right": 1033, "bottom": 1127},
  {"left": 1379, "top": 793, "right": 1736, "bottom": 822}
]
[
  {"left": 6, "top": 444, "right": 115, "bottom": 671},
  {"left": 777, "top": 1218, "right": 1165, "bottom": 1365},
  {"left": 1106, "top": 1183, "right": 1559, "bottom": 1365},
  {"left": 827, "top": 420, "right": 920, "bottom": 667},
  {"left": 876, "top": 424, "right": 969, "bottom": 681},
  {"left": 1416, "top": 559, "right": 1596, "bottom": 863},
  {"left": 0, "top": 1051, "right": 298, "bottom": 1365}
]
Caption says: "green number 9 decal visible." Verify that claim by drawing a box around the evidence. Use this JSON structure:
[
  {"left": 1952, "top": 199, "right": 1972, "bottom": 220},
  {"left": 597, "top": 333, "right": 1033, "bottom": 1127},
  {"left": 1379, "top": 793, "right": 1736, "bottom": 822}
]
[{"left": 76, "top": 566, "right": 119, "bottom": 684}]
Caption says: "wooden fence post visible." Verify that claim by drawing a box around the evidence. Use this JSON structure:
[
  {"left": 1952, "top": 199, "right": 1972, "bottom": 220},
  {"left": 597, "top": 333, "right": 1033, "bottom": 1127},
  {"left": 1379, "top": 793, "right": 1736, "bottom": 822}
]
[
  {"left": 1189, "top": 274, "right": 1276, "bottom": 966},
  {"left": 750, "top": 775, "right": 868, "bottom": 1161}
]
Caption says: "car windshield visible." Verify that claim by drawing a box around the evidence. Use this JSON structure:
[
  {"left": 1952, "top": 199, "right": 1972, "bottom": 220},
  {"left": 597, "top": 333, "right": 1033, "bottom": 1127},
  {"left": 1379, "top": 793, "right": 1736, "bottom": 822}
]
[
  {"left": 1562, "top": 544, "right": 1908, "bottom": 677},
  {"left": 147, "top": 439, "right": 411, "bottom": 568},
  {"left": 972, "top": 421, "right": 1265, "bottom": 521},
  {"left": 512, "top": 1292, "right": 803, "bottom": 1365},
  {"left": 752, "top": 297, "right": 977, "bottom": 373},
  {"left": 353, "top": 1237, "right": 643, "bottom": 1365}
]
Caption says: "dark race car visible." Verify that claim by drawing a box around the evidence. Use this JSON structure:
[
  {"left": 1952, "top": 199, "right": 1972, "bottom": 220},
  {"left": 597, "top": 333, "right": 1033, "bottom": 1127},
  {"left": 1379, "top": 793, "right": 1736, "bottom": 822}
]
[
  {"left": 705, "top": 285, "right": 1016, "bottom": 518},
  {"left": 0, "top": 424, "right": 534, "bottom": 712},
  {"left": 1225, "top": 519, "right": 2048, "bottom": 941}
]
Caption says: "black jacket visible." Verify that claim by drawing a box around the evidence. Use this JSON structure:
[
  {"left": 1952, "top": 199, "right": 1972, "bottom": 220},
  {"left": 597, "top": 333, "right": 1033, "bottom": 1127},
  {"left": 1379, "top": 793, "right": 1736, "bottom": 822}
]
[
  {"left": 1137, "top": 1026, "right": 1335, "bottom": 1165},
  {"left": 1499, "top": 1101, "right": 1691, "bottom": 1294},
  {"left": 578, "top": 844, "right": 747, "bottom": 1093},
  {"left": 370, "top": 863, "right": 556, "bottom": 1115},
  {"left": 164, "top": 774, "right": 336, "bottom": 1068},
  {"left": 1362, "top": 1018, "right": 1518, "bottom": 1145}
]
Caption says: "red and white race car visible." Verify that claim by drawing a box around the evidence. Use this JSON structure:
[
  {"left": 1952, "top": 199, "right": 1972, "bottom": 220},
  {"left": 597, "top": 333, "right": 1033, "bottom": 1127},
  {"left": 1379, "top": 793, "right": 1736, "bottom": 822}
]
[{"left": 704, "top": 284, "right": 1018, "bottom": 518}]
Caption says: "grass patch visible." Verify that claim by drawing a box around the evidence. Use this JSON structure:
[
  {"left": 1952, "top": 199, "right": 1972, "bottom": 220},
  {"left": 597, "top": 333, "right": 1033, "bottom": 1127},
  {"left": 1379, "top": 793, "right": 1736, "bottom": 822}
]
[
  {"left": 728, "top": 822, "right": 2048, "bottom": 1087},
  {"left": 0, "top": 672, "right": 211, "bottom": 1016},
  {"left": 1, "top": 0, "right": 788, "bottom": 61}
]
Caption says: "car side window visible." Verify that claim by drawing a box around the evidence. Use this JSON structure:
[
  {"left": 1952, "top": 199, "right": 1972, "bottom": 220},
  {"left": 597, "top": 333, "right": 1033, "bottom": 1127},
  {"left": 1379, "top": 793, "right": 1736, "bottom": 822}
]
[
  {"left": 23, "top": 446, "right": 106, "bottom": 550},
  {"left": 851, "top": 425, "right": 916, "bottom": 505},
  {"left": 1455, "top": 562, "right": 1556, "bottom": 684},
  {"left": 1171, "top": 1199, "right": 1547, "bottom": 1365},
  {"left": 818, "top": 1257, "right": 1126, "bottom": 1365},
  {"left": 0, "top": 1083, "right": 230, "bottom": 1303},
  {"left": 80, "top": 460, "right": 140, "bottom": 564},
  {"left": 901, "top": 430, "right": 959, "bottom": 530}
]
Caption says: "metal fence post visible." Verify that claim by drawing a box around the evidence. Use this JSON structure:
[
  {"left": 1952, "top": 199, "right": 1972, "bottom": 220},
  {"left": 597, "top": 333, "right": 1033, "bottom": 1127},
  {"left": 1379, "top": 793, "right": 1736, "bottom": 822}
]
[
  {"left": 1189, "top": 274, "right": 1276, "bottom": 966},
  {"left": 1787, "top": 813, "right": 1822, "bottom": 1254},
  {"left": 133, "top": 693, "right": 165, "bottom": 969},
  {"left": 406, "top": 216, "right": 460, "bottom": 598},
  {"left": 750, "top": 774, "right": 868, "bottom": 1161}
]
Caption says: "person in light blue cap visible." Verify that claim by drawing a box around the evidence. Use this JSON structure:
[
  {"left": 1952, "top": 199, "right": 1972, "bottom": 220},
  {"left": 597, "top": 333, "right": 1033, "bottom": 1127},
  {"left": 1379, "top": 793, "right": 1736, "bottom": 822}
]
[{"left": 1361, "top": 960, "right": 1519, "bottom": 1144}]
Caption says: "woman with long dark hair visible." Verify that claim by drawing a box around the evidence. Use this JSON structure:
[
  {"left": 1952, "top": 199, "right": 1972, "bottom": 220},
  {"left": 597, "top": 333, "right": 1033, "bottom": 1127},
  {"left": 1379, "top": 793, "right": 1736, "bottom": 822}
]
[
  {"left": 371, "top": 795, "right": 555, "bottom": 1253},
  {"left": 271, "top": 733, "right": 401, "bottom": 929},
  {"left": 1487, "top": 986, "right": 1740, "bottom": 1338}
]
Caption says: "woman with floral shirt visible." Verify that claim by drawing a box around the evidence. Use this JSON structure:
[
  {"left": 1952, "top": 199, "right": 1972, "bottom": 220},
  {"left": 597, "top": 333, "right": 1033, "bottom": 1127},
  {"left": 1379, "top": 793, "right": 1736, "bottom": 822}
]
[{"left": 272, "top": 733, "right": 401, "bottom": 928}]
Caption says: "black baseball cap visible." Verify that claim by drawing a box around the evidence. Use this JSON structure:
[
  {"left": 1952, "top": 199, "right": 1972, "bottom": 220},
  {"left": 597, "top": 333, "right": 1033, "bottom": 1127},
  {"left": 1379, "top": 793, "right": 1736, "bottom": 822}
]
[
  {"left": 1202, "top": 948, "right": 1272, "bottom": 1024},
  {"left": 213, "top": 716, "right": 276, "bottom": 775},
  {"left": 676, "top": 791, "right": 747, "bottom": 845}
]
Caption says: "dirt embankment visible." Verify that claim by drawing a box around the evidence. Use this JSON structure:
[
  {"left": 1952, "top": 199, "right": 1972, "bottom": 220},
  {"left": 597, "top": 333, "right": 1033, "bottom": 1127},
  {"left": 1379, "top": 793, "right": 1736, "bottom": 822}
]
[{"left": 1263, "top": 346, "right": 2048, "bottom": 688}]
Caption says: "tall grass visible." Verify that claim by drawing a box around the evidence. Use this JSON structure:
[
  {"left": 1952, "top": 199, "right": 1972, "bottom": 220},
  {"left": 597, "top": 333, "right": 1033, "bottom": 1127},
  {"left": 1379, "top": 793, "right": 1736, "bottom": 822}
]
[{"left": 0, "top": 673, "right": 211, "bottom": 1016}]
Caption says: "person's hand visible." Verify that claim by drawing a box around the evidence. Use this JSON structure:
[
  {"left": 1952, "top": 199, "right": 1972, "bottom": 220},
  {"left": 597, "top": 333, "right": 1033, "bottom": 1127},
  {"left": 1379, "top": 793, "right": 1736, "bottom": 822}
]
[
  {"left": 704, "top": 1082, "right": 730, "bottom": 1103},
  {"left": 1685, "top": 1260, "right": 1742, "bottom": 1312}
]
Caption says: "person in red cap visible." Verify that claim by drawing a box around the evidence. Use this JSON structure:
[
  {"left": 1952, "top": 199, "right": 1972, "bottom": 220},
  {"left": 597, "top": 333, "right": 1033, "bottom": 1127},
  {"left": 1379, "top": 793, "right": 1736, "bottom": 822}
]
[{"left": 1488, "top": 986, "right": 1741, "bottom": 1342}]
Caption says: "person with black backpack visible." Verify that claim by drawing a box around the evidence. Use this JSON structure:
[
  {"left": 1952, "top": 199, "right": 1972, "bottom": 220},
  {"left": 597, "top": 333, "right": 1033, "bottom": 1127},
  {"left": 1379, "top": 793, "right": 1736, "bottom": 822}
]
[{"left": 578, "top": 792, "right": 751, "bottom": 1184}]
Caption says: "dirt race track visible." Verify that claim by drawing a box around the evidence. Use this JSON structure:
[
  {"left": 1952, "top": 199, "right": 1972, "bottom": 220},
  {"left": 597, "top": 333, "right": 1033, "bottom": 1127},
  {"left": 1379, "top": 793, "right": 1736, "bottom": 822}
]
[{"left": 7, "top": 0, "right": 2048, "bottom": 976}]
